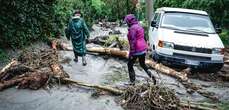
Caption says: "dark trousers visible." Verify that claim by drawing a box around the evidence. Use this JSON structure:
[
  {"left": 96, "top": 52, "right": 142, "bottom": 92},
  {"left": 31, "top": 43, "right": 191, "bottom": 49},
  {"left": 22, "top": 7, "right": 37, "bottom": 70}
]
[
  {"left": 127, "top": 53, "right": 150, "bottom": 82},
  {"left": 74, "top": 51, "right": 85, "bottom": 58}
]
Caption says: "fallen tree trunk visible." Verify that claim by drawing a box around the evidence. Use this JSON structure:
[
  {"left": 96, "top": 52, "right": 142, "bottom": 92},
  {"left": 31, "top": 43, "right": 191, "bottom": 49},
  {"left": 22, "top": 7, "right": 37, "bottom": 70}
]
[
  {"left": 180, "top": 102, "right": 217, "bottom": 110},
  {"left": 87, "top": 47, "right": 188, "bottom": 82},
  {"left": 61, "top": 78, "right": 124, "bottom": 95},
  {"left": 58, "top": 46, "right": 188, "bottom": 81},
  {"left": 0, "top": 59, "right": 18, "bottom": 75},
  {"left": 145, "top": 60, "right": 188, "bottom": 81},
  {"left": 0, "top": 77, "right": 24, "bottom": 90},
  {"left": 86, "top": 47, "right": 220, "bottom": 100},
  {"left": 61, "top": 78, "right": 216, "bottom": 110},
  {"left": 225, "top": 60, "right": 229, "bottom": 64},
  {"left": 52, "top": 42, "right": 217, "bottom": 100},
  {"left": 87, "top": 47, "right": 129, "bottom": 58}
]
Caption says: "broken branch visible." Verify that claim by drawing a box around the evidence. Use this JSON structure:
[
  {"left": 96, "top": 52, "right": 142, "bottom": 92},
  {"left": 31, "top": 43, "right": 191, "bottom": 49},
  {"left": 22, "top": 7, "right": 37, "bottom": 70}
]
[{"left": 61, "top": 78, "right": 124, "bottom": 95}]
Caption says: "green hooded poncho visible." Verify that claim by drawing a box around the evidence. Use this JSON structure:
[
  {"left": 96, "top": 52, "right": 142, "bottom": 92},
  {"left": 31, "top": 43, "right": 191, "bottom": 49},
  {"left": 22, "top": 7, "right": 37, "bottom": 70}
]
[{"left": 66, "top": 17, "right": 90, "bottom": 56}]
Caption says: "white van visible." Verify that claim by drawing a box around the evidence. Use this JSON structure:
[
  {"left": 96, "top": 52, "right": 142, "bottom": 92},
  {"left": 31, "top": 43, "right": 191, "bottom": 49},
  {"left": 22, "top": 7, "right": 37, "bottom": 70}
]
[{"left": 148, "top": 7, "right": 224, "bottom": 72}]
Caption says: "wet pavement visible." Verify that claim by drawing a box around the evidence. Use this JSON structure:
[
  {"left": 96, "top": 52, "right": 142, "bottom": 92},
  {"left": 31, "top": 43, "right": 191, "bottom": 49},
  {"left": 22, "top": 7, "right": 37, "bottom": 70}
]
[{"left": 0, "top": 25, "right": 229, "bottom": 110}]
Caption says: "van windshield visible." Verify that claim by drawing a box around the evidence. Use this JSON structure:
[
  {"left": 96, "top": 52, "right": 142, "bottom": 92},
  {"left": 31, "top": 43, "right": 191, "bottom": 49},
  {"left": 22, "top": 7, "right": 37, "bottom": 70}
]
[{"left": 161, "top": 12, "right": 216, "bottom": 33}]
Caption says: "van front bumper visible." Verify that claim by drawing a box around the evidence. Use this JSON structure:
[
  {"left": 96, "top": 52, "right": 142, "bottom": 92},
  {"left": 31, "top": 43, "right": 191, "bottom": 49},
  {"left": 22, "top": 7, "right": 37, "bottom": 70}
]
[{"left": 153, "top": 52, "right": 224, "bottom": 71}]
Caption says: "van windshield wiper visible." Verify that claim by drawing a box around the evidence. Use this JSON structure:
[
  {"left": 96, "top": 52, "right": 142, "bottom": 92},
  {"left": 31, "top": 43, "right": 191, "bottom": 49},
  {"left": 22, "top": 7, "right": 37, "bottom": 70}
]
[
  {"left": 162, "top": 25, "right": 184, "bottom": 31},
  {"left": 185, "top": 28, "right": 211, "bottom": 34}
]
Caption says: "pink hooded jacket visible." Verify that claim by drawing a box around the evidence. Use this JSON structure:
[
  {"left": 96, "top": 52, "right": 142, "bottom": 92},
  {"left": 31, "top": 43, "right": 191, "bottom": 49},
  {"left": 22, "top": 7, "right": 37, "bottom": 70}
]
[{"left": 124, "top": 14, "right": 147, "bottom": 57}]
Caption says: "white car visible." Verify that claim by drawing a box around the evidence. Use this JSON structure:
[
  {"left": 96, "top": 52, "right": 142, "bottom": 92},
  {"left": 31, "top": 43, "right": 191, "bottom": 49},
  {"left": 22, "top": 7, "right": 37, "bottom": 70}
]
[{"left": 148, "top": 7, "right": 224, "bottom": 72}]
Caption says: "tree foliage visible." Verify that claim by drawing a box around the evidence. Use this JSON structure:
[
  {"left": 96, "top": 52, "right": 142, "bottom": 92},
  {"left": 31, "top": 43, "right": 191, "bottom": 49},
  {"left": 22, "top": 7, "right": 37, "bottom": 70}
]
[
  {"left": 154, "top": 0, "right": 229, "bottom": 28},
  {"left": 0, "top": 0, "right": 136, "bottom": 48},
  {"left": 0, "top": 0, "right": 58, "bottom": 48},
  {"left": 0, "top": 0, "right": 228, "bottom": 48}
]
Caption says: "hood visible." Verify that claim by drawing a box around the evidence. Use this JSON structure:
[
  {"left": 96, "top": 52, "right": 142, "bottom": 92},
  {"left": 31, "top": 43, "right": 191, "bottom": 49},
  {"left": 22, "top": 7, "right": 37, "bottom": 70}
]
[
  {"left": 159, "top": 28, "right": 224, "bottom": 48},
  {"left": 72, "top": 16, "right": 80, "bottom": 21},
  {"left": 124, "top": 14, "right": 138, "bottom": 26}
]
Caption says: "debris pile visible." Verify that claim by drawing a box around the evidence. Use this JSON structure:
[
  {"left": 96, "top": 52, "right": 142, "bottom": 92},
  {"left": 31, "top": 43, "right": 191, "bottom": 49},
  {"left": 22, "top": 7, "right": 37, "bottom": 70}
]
[
  {"left": 0, "top": 49, "right": 69, "bottom": 91},
  {"left": 121, "top": 84, "right": 180, "bottom": 110},
  {"left": 219, "top": 47, "right": 229, "bottom": 81},
  {"left": 120, "top": 83, "right": 218, "bottom": 110},
  {"left": 189, "top": 47, "right": 229, "bottom": 82}
]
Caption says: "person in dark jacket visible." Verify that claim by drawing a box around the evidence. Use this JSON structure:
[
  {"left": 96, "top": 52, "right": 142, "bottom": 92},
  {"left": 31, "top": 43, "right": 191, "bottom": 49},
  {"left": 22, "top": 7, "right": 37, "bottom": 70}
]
[
  {"left": 66, "top": 10, "right": 90, "bottom": 66},
  {"left": 124, "top": 14, "right": 156, "bottom": 85}
]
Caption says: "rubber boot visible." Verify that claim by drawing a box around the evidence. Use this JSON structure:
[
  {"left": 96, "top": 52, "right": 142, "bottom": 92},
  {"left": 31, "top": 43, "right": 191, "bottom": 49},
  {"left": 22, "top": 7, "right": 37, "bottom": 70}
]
[
  {"left": 74, "top": 56, "right": 78, "bottom": 62},
  {"left": 124, "top": 81, "right": 135, "bottom": 86},
  {"left": 125, "top": 70, "right": 135, "bottom": 86},
  {"left": 146, "top": 70, "right": 156, "bottom": 85},
  {"left": 82, "top": 56, "right": 87, "bottom": 66}
]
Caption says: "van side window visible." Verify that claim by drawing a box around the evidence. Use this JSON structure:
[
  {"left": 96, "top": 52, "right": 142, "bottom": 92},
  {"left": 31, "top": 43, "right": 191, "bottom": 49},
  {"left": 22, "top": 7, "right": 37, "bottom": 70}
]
[
  {"left": 152, "top": 13, "right": 158, "bottom": 22},
  {"left": 152, "top": 13, "right": 161, "bottom": 26},
  {"left": 156, "top": 13, "right": 161, "bottom": 25}
]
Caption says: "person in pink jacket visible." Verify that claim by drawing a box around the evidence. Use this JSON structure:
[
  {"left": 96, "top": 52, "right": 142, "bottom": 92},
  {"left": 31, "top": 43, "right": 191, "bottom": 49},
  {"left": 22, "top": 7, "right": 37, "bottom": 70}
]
[{"left": 124, "top": 14, "right": 156, "bottom": 85}]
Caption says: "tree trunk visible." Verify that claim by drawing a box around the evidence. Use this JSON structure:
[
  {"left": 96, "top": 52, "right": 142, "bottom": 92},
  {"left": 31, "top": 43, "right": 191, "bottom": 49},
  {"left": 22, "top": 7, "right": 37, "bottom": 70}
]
[
  {"left": 0, "top": 77, "right": 24, "bottom": 90},
  {"left": 0, "top": 59, "right": 18, "bottom": 75},
  {"left": 61, "top": 78, "right": 124, "bottom": 95},
  {"left": 146, "top": 0, "right": 153, "bottom": 27},
  {"left": 86, "top": 47, "right": 188, "bottom": 81},
  {"left": 180, "top": 102, "right": 217, "bottom": 110}
]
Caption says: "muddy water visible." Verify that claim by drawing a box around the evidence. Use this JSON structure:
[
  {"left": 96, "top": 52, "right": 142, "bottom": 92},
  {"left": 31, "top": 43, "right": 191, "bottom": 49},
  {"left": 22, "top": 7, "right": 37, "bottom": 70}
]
[
  {"left": 1, "top": 50, "right": 228, "bottom": 110},
  {"left": 0, "top": 87, "right": 122, "bottom": 110},
  {"left": 59, "top": 49, "right": 229, "bottom": 102}
]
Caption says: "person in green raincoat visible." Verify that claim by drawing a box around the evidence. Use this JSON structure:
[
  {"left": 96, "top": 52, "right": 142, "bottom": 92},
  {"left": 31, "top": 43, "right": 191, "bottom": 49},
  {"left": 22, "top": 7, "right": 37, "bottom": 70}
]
[{"left": 66, "top": 10, "right": 90, "bottom": 66}]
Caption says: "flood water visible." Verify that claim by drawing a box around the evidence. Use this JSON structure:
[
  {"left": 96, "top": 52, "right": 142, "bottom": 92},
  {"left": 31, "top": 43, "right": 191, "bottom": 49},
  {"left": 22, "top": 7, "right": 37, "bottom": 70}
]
[{"left": 0, "top": 25, "right": 229, "bottom": 110}]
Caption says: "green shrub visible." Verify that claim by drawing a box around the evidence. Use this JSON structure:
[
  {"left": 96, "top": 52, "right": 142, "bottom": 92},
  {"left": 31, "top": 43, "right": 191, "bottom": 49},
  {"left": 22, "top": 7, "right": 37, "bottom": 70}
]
[
  {"left": 0, "top": 49, "right": 9, "bottom": 62},
  {"left": 220, "top": 29, "right": 229, "bottom": 46},
  {"left": 154, "top": 0, "right": 229, "bottom": 27},
  {"left": 0, "top": 0, "right": 58, "bottom": 48}
]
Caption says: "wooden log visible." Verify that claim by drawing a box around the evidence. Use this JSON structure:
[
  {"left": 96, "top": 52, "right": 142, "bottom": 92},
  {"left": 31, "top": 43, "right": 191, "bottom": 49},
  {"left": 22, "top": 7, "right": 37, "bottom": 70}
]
[
  {"left": 0, "top": 59, "right": 18, "bottom": 75},
  {"left": 87, "top": 47, "right": 129, "bottom": 58},
  {"left": 180, "top": 102, "right": 217, "bottom": 110},
  {"left": 197, "top": 90, "right": 219, "bottom": 101},
  {"left": 219, "top": 72, "right": 229, "bottom": 81},
  {"left": 53, "top": 43, "right": 215, "bottom": 99},
  {"left": 225, "top": 60, "right": 229, "bottom": 64},
  {"left": 61, "top": 78, "right": 124, "bottom": 95},
  {"left": 181, "top": 101, "right": 217, "bottom": 108},
  {"left": 86, "top": 47, "right": 188, "bottom": 81},
  {"left": 85, "top": 47, "right": 220, "bottom": 100},
  {"left": 0, "top": 77, "right": 24, "bottom": 91},
  {"left": 145, "top": 60, "right": 188, "bottom": 81}
]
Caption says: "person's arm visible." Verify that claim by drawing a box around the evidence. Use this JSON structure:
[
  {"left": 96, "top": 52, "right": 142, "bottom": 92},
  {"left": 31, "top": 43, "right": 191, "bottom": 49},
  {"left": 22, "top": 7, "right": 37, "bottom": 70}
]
[
  {"left": 82, "top": 19, "right": 90, "bottom": 39},
  {"left": 129, "top": 28, "right": 137, "bottom": 53},
  {"left": 65, "top": 19, "right": 72, "bottom": 40}
]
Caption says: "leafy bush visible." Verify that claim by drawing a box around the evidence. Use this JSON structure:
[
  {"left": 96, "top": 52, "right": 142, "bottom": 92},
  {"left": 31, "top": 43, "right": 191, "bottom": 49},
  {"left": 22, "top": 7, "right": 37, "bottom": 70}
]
[
  {"left": 154, "top": 0, "right": 229, "bottom": 27},
  {"left": 220, "top": 29, "right": 229, "bottom": 46},
  {"left": 0, "top": 49, "right": 9, "bottom": 62},
  {"left": 0, "top": 0, "right": 137, "bottom": 49},
  {"left": 0, "top": 0, "right": 58, "bottom": 48}
]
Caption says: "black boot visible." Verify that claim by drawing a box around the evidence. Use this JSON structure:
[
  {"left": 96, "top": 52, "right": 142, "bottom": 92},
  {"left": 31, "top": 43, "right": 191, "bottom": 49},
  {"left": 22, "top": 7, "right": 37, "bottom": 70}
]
[
  {"left": 73, "top": 52, "right": 78, "bottom": 62},
  {"left": 82, "top": 56, "right": 87, "bottom": 66},
  {"left": 74, "top": 56, "right": 78, "bottom": 62},
  {"left": 128, "top": 69, "right": 136, "bottom": 84},
  {"left": 124, "top": 81, "right": 135, "bottom": 86},
  {"left": 146, "top": 70, "right": 156, "bottom": 85}
]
